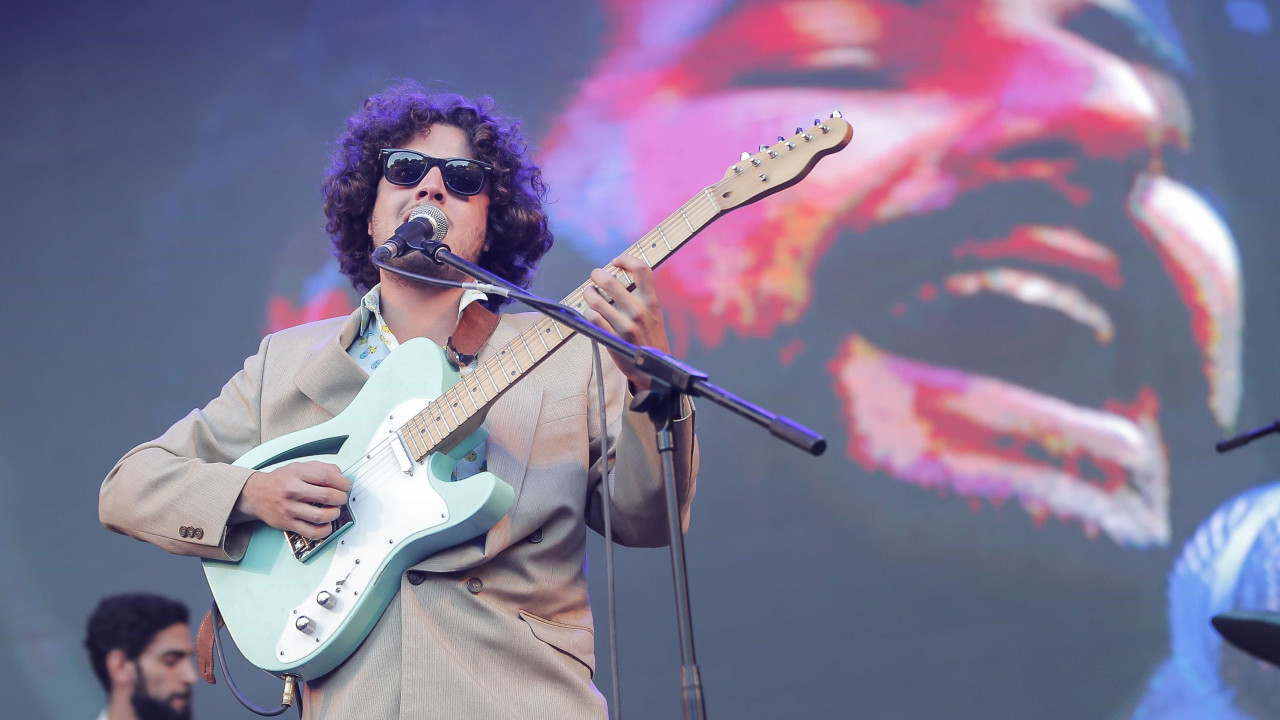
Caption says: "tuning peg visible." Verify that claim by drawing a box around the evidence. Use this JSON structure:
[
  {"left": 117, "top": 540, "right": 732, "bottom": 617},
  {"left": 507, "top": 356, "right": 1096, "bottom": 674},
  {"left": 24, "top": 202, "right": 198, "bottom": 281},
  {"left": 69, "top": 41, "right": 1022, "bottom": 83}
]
[
  {"left": 830, "top": 110, "right": 844, "bottom": 119},
  {"left": 740, "top": 151, "right": 752, "bottom": 161},
  {"left": 795, "top": 127, "right": 804, "bottom": 135},
  {"left": 783, "top": 140, "right": 795, "bottom": 150},
  {"left": 759, "top": 144, "right": 769, "bottom": 152},
  {"left": 778, "top": 136, "right": 786, "bottom": 142},
  {"left": 813, "top": 119, "right": 821, "bottom": 126}
]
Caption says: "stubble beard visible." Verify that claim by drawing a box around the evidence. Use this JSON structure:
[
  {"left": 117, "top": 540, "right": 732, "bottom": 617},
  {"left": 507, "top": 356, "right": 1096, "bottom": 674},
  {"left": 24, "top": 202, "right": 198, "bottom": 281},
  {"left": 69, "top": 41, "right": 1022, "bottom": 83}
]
[{"left": 378, "top": 227, "right": 486, "bottom": 288}]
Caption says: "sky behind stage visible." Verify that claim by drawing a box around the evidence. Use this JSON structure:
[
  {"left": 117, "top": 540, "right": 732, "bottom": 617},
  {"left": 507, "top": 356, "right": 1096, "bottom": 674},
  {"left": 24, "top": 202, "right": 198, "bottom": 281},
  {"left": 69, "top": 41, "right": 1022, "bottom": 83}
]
[{"left": 4, "top": 1, "right": 1280, "bottom": 718}]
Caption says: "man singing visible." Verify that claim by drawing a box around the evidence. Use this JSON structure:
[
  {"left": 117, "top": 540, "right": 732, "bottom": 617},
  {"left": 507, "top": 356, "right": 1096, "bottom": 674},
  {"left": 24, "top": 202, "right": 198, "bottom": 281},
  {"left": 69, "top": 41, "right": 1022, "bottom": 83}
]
[{"left": 99, "top": 81, "right": 698, "bottom": 719}]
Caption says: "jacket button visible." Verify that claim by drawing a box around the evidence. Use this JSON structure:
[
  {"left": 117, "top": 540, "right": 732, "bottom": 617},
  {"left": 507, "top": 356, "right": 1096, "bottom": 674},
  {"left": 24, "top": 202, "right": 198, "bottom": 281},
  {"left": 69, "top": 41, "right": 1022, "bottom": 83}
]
[
  {"left": 194, "top": 527, "right": 204, "bottom": 540},
  {"left": 179, "top": 526, "right": 190, "bottom": 538},
  {"left": 405, "top": 570, "right": 425, "bottom": 585},
  {"left": 465, "top": 577, "right": 483, "bottom": 594},
  {"left": 528, "top": 528, "right": 544, "bottom": 544}
]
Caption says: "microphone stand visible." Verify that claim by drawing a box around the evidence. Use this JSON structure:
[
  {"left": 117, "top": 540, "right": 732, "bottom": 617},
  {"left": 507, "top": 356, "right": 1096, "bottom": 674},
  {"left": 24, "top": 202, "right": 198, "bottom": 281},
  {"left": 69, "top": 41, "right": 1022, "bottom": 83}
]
[
  {"left": 383, "top": 240, "right": 826, "bottom": 720},
  {"left": 1216, "top": 420, "right": 1280, "bottom": 453}
]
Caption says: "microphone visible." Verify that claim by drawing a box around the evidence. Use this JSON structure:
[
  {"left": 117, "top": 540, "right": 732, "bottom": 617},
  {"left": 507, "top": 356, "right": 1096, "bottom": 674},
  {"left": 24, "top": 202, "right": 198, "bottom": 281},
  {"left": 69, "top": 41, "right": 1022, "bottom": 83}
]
[{"left": 371, "top": 205, "right": 449, "bottom": 262}]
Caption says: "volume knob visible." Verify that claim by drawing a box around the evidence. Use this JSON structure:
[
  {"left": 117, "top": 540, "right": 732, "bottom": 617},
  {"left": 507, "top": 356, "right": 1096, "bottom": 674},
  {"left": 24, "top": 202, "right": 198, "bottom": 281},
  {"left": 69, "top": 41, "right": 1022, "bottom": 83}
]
[
  {"left": 316, "top": 591, "right": 336, "bottom": 609},
  {"left": 295, "top": 616, "right": 316, "bottom": 634}
]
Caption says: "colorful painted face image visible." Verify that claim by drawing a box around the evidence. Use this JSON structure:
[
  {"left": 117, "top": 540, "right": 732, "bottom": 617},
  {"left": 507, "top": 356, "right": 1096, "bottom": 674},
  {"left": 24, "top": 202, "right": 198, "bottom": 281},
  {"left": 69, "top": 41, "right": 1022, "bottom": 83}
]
[{"left": 539, "top": 0, "right": 1242, "bottom": 547}]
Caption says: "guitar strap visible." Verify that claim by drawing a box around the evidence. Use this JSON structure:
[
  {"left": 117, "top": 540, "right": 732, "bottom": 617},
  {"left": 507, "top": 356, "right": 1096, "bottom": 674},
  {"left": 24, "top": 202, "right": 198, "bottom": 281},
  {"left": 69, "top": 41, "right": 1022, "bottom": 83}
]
[
  {"left": 446, "top": 301, "right": 501, "bottom": 369},
  {"left": 197, "top": 603, "right": 224, "bottom": 684}
]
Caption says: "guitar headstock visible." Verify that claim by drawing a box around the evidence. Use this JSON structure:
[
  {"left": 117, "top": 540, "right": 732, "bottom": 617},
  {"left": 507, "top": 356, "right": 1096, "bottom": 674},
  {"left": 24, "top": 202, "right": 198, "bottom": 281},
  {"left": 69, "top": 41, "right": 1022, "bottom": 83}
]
[{"left": 712, "top": 112, "right": 852, "bottom": 211}]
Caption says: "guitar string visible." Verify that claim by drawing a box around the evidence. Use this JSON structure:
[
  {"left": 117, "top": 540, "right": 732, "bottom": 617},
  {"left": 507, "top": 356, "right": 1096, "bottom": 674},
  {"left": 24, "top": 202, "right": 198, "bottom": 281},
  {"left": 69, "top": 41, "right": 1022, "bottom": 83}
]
[
  {"left": 327, "top": 189, "right": 719, "bottom": 510},
  {"left": 396, "top": 188, "right": 716, "bottom": 439},
  {"left": 283, "top": 175, "right": 761, "bottom": 551}
]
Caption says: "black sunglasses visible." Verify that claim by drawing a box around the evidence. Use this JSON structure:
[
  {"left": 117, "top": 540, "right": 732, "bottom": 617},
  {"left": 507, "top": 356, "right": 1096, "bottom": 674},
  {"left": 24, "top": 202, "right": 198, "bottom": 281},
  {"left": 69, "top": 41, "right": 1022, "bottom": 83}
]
[{"left": 378, "top": 149, "right": 494, "bottom": 196}]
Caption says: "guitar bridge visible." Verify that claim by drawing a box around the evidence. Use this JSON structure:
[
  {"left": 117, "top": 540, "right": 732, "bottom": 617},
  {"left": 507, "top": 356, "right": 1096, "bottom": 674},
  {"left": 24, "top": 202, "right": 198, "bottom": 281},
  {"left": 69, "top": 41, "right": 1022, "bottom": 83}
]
[{"left": 284, "top": 504, "right": 355, "bottom": 562}]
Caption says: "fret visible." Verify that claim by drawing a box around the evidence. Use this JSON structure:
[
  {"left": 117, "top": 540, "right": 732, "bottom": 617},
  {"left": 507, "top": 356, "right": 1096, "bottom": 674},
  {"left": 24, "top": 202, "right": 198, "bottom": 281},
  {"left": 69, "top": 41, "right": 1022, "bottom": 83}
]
[
  {"left": 415, "top": 422, "right": 433, "bottom": 455},
  {"left": 482, "top": 361, "right": 502, "bottom": 395},
  {"left": 518, "top": 332, "right": 537, "bottom": 364},
  {"left": 679, "top": 207, "right": 695, "bottom": 233},
  {"left": 429, "top": 407, "right": 449, "bottom": 438},
  {"left": 534, "top": 324, "right": 550, "bottom": 352},
  {"left": 702, "top": 187, "right": 721, "bottom": 217},
  {"left": 399, "top": 426, "right": 418, "bottom": 459},
  {"left": 404, "top": 422, "right": 427, "bottom": 458},
  {"left": 458, "top": 382, "right": 479, "bottom": 413},
  {"left": 658, "top": 225, "right": 672, "bottom": 250},
  {"left": 449, "top": 387, "right": 466, "bottom": 417},
  {"left": 443, "top": 395, "right": 461, "bottom": 426},
  {"left": 638, "top": 235, "right": 664, "bottom": 264},
  {"left": 492, "top": 353, "right": 513, "bottom": 381},
  {"left": 416, "top": 414, "right": 436, "bottom": 445},
  {"left": 508, "top": 349, "right": 523, "bottom": 374}
]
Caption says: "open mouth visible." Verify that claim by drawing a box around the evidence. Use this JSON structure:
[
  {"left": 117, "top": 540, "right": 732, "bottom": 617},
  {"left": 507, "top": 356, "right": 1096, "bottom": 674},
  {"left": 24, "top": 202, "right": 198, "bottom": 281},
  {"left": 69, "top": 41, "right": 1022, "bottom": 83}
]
[
  {"left": 831, "top": 332, "right": 1170, "bottom": 545},
  {"left": 822, "top": 173, "right": 1239, "bottom": 547},
  {"left": 827, "top": 218, "right": 1172, "bottom": 546}
]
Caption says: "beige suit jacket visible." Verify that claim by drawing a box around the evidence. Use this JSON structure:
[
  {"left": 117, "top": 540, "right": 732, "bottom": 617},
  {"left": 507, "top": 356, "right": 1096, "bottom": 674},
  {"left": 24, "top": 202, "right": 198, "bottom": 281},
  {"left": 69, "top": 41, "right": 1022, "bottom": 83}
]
[{"left": 100, "top": 309, "right": 698, "bottom": 719}]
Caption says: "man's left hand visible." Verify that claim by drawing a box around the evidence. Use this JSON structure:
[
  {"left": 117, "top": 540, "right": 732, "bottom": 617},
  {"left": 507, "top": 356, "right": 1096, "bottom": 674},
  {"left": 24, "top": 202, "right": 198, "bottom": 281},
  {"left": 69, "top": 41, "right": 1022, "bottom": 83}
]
[{"left": 582, "top": 253, "right": 671, "bottom": 391}]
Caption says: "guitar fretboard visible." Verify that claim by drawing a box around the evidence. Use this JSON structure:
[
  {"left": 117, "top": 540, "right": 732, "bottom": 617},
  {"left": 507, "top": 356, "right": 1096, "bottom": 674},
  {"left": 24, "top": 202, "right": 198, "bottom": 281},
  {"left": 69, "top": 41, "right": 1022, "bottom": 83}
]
[{"left": 397, "top": 187, "right": 723, "bottom": 461}]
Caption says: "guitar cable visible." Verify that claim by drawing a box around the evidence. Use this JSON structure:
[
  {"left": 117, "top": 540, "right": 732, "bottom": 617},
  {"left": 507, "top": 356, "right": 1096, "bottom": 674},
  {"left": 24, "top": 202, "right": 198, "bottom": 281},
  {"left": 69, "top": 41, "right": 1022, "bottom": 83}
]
[
  {"left": 209, "top": 601, "right": 301, "bottom": 717},
  {"left": 592, "top": 343, "right": 624, "bottom": 720}
]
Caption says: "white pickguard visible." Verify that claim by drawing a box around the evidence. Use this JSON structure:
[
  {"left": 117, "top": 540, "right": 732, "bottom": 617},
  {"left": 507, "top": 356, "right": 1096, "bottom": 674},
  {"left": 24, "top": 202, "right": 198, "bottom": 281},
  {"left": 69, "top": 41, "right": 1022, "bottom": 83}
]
[{"left": 274, "top": 399, "right": 447, "bottom": 662}]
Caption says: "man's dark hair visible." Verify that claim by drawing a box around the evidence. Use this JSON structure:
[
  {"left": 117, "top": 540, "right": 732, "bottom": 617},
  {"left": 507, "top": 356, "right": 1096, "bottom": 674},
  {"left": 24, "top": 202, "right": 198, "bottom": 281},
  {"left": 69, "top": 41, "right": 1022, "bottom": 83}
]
[
  {"left": 85, "top": 593, "right": 189, "bottom": 691},
  {"left": 323, "top": 80, "right": 554, "bottom": 310}
]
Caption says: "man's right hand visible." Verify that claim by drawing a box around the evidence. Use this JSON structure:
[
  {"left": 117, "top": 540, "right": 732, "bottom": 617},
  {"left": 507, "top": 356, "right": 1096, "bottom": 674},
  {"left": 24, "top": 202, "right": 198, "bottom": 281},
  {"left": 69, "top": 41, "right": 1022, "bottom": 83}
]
[{"left": 232, "top": 461, "right": 351, "bottom": 539}]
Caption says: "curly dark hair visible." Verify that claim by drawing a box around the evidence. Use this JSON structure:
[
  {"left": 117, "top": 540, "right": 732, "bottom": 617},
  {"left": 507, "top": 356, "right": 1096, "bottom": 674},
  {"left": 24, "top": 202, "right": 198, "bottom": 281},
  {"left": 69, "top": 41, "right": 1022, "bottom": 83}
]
[
  {"left": 323, "top": 81, "right": 553, "bottom": 309},
  {"left": 84, "top": 593, "right": 189, "bottom": 691}
]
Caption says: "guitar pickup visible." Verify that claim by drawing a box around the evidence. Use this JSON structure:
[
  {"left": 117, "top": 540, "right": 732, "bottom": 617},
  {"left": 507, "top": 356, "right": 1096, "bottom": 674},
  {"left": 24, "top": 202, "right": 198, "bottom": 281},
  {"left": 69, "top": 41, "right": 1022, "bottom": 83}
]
[
  {"left": 284, "top": 504, "right": 354, "bottom": 562},
  {"left": 390, "top": 430, "right": 414, "bottom": 475}
]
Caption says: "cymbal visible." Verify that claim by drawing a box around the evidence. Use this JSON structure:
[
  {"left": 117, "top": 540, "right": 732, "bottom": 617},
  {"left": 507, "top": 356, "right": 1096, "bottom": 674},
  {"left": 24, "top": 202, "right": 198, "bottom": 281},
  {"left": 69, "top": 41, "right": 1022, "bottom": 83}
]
[{"left": 1212, "top": 611, "right": 1280, "bottom": 667}]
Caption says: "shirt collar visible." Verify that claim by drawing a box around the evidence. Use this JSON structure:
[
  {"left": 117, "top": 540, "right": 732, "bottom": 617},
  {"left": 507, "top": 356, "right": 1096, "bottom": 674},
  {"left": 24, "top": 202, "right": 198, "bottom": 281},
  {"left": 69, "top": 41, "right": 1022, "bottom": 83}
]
[{"left": 355, "top": 283, "right": 489, "bottom": 341}]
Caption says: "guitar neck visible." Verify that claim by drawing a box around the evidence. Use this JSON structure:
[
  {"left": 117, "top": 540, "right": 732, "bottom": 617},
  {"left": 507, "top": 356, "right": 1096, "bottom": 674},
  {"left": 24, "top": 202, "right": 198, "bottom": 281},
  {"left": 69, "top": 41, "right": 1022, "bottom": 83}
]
[
  {"left": 399, "top": 188, "right": 724, "bottom": 461},
  {"left": 394, "top": 113, "right": 854, "bottom": 459}
]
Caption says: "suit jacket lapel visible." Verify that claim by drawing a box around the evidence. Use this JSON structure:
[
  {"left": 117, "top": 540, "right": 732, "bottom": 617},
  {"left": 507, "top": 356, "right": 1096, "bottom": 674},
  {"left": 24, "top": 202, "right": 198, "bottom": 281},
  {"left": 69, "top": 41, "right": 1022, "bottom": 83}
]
[
  {"left": 478, "top": 317, "right": 542, "bottom": 514},
  {"left": 294, "top": 308, "right": 368, "bottom": 417},
  {"left": 415, "top": 316, "right": 542, "bottom": 572}
]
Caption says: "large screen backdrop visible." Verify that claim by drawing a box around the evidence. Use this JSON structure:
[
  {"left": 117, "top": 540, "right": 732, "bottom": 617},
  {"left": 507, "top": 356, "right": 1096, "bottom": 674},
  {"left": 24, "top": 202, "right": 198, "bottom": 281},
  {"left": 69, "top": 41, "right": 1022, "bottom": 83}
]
[{"left": 4, "top": 1, "right": 1280, "bottom": 718}]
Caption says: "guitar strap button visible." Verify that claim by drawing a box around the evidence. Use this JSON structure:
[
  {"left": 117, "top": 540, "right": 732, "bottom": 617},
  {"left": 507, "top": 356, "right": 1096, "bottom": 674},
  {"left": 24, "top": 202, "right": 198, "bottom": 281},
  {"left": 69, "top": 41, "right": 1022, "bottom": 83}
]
[{"left": 405, "top": 570, "right": 426, "bottom": 586}]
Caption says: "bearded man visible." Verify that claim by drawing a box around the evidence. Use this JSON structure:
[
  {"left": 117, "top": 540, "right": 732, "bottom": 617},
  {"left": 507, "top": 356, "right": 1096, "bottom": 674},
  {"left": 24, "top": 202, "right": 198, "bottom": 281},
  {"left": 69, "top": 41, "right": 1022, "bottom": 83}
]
[{"left": 85, "top": 594, "right": 197, "bottom": 720}]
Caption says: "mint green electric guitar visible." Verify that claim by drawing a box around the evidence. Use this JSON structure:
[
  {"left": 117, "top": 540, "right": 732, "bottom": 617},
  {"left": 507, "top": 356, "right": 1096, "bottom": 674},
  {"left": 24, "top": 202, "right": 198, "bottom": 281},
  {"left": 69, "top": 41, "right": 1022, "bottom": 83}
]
[{"left": 200, "top": 117, "right": 853, "bottom": 680}]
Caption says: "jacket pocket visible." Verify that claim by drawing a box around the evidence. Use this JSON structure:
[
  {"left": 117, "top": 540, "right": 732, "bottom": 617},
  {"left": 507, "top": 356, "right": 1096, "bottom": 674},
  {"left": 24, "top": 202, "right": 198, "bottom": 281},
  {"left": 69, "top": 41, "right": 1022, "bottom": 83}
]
[{"left": 518, "top": 610, "right": 596, "bottom": 677}]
